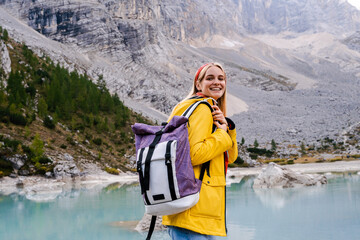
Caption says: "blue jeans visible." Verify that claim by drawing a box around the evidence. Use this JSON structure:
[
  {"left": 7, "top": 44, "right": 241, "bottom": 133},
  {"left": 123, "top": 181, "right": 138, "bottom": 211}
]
[{"left": 167, "top": 226, "right": 216, "bottom": 240}]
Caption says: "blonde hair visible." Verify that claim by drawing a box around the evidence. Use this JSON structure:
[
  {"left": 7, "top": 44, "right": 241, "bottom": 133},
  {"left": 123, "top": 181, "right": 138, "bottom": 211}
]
[{"left": 186, "top": 62, "right": 227, "bottom": 116}]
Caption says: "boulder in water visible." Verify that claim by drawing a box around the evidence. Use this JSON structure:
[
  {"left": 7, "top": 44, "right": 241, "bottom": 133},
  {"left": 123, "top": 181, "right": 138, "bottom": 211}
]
[{"left": 253, "top": 162, "right": 327, "bottom": 189}]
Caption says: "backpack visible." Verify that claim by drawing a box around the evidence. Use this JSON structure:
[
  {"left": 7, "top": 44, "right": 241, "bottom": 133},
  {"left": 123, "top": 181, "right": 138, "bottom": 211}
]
[{"left": 131, "top": 99, "right": 214, "bottom": 239}]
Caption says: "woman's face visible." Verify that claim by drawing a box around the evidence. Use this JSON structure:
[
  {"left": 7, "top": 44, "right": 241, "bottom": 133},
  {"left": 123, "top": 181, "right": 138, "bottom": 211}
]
[{"left": 196, "top": 66, "right": 226, "bottom": 100}]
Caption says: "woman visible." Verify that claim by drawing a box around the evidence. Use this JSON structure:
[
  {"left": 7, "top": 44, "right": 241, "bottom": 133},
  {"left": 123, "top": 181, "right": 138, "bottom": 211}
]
[{"left": 162, "top": 63, "right": 238, "bottom": 239}]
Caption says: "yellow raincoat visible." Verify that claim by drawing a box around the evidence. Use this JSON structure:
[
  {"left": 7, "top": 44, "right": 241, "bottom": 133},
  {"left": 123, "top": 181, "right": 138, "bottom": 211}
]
[{"left": 162, "top": 97, "right": 238, "bottom": 236}]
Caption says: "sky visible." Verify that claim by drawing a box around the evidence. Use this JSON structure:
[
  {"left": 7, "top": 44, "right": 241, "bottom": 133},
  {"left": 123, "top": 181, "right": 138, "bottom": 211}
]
[{"left": 348, "top": 0, "right": 360, "bottom": 10}]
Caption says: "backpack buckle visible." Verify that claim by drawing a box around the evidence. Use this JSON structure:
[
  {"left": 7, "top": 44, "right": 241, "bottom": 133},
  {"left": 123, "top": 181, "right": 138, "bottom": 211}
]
[{"left": 165, "top": 153, "right": 171, "bottom": 161}]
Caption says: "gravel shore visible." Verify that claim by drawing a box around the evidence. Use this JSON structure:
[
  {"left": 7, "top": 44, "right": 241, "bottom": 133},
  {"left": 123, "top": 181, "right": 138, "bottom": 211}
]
[
  {"left": 0, "top": 172, "right": 138, "bottom": 201},
  {"left": 227, "top": 160, "right": 360, "bottom": 177},
  {"left": 1, "top": 160, "right": 359, "bottom": 202}
]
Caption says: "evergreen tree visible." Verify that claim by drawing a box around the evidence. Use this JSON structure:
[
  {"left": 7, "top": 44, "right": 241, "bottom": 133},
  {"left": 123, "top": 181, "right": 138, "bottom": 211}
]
[
  {"left": 300, "top": 142, "right": 306, "bottom": 156},
  {"left": 37, "top": 97, "right": 48, "bottom": 118},
  {"left": 254, "top": 139, "right": 259, "bottom": 148},
  {"left": 30, "top": 134, "right": 44, "bottom": 161},
  {"left": 8, "top": 103, "right": 27, "bottom": 126},
  {"left": 97, "top": 117, "right": 109, "bottom": 132},
  {"left": 241, "top": 137, "right": 245, "bottom": 145},
  {"left": 96, "top": 74, "right": 106, "bottom": 93},
  {"left": 43, "top": 115, "right": 55, "bottom": 129},
  {"left": 271, "top": 139, "right": 277, "bottom": 151},
  {"left": 115, "top": 109, "right": 126, "bottom": 129},
  {"left": 25, "top": 83, "right": 36, "bottom": 98},
  {"left": 7, "top": 71, "right": 27, "bottom": 106},
  {"left": 22, "top": 44, "right": 38, "bottom": 67},
  {"left": 46, "top": 70, "right": 65, "bottom": 114},
  {"left": 0, "top": 79, "right": 6, "bottom": 105},
  {"left": 2, "top": 29, "right": 8, "bottom": 41},
  {"left": 8, "top": 103, "right": 17, "bottom": 115},
  {"left": 0, "top": 90, "right": 5, "bottom": 106},
  {"left": 112, "top": 93, "right": 122, "bottom": 106},
  {"left": 100, "top": 92, "right": 113, "bottom": 112},
  {"left": 88, "top": 86, "right": 100, "bottom": 114}
]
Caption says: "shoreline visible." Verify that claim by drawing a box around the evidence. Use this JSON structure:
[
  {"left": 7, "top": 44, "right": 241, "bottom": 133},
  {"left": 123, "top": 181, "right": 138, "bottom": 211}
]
[
  {"left": 227, "top": 159, "right": 360, "bottom": 177},
  {"left": 0, "top": 172, "right": 138, "bottom": 201},
  {"left": 1, "top": 160, "right": 360, "bottom": 201}
]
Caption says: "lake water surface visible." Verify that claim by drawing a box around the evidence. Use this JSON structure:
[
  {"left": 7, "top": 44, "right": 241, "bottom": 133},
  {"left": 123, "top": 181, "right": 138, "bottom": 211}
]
[{"left": 1, "top": 173, "right": 359, "bottom": 240}]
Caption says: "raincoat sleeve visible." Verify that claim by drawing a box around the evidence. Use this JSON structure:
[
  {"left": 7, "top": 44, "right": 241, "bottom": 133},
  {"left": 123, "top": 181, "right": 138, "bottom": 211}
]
[
  {"left": 187, "top": 105, "right": 233, "bottom": 166},
  {"left": 225, "top": 117, "right": 238, "bottom": 164}
]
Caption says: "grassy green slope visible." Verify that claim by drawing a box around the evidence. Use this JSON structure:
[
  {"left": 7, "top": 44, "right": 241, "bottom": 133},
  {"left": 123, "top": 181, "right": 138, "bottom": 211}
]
[{"left": 0, "top": 26, "right": 151, "bottom": 177}]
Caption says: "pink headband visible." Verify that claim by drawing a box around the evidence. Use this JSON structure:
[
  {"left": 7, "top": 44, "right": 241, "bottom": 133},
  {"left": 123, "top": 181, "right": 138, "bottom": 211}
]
[{"left": 194, "top": 63, "right": 210, "bottom": 82}]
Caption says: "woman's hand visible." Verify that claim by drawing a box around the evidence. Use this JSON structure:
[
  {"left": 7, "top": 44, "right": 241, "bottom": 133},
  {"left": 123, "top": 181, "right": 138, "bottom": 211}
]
[{"left": 212, "top": 105, "right": 228, "bottom": 131}]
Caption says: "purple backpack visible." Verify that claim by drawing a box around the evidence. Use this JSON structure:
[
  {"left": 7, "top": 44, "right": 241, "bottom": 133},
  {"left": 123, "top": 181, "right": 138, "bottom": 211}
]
[{"left": 131, "top": 100, "right": 213, "bottom": 238}]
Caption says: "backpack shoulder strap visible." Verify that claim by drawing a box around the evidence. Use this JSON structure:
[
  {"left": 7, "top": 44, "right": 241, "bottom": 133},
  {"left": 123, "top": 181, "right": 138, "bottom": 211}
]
[
  {"left": 181, "top": 99, "right": 213, "bottom": 119},
  {"left": 182, "top": 99, "right": 216, "bottom": 180},
  {"left": 146, "top": 215, "right": 157, "bottom": 240}
]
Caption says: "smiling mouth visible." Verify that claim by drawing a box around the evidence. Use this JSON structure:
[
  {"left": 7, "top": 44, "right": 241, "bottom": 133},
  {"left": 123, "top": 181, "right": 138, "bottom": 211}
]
[{"left": 210, "top": 88, "right": 222, "bottom": 91}]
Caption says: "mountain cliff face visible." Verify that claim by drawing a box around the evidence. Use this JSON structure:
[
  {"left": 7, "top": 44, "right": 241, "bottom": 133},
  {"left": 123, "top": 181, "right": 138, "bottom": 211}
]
[
  {"left": 235, "top": 0, "right": 360, "bottom": 34},
  {"left": 0, "top": 0, "right": 244, "bottom": 51},
  {"left": 1, "top": 0, "right": 360, "bottom": 146},
  {"left": 343, "top": 31, "right": 360, "bottom": 51},
  {"left": 2, "top": 0, "right": 359, "bottom": 50}
]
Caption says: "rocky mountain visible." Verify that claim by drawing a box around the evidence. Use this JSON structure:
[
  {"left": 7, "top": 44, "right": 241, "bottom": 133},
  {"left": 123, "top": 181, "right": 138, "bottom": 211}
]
[
  {"left": 234, "top": 0, "right": 360, "bottom": 34},
  {"left": 1, "top": 0, "right": 360, "bottom": 148},
  {"left": 343, "top": 31, "right": 360, "bottom": 52}
]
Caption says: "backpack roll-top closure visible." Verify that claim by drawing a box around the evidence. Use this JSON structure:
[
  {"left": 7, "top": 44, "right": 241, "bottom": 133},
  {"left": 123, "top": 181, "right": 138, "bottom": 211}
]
[
  {"left": 132, "top": 116, "right": 188, "bottom": 151},
  {"left": 131, "top": 116, "right": 188, "bottom": 135}
]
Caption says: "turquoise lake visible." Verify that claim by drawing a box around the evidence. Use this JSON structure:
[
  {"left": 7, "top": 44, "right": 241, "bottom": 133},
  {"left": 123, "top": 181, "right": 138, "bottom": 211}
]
[{"left": 0, "top": 173, "right": 359, "bottom": 240}]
